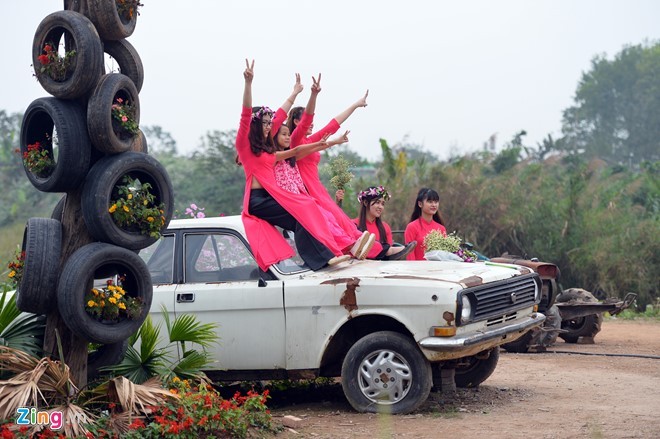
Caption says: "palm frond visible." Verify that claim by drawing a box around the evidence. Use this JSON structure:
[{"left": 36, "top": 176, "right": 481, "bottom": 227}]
[
  {"left": 101, "top": 344, "right": 167, "bottom": 384},
  {"left": 0, "top": 359, "right": 49, "bottom": 420},
  {"left": 48, "top": 403, "right": 96, "bottom": 438},
  {"left": 168, "top": 313, "right": 219, "bottom": 349},
  {"left": 108, "top": 376, "right": 178, "bottom": 415},
  {"left": 0, "top": 289, "right": 21, "bottom": 331},
  {"left": 0, "top": 313, "right": 45, "bottom": 358},
  {"left": 171, "top": 349, "right": 213, "bottom": 380}
]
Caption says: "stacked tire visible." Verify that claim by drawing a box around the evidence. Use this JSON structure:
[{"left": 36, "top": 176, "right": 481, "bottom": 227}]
[{"left": 17, "top": 1, "right": 172, "bottom": 377}]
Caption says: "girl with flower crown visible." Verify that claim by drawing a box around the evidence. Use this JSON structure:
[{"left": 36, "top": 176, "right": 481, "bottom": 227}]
[
  {"left": 354, "top": 186, "right": 417, "bottom": 260},
  {"left": 404, "top": 188, "right": 447, "bottom": 260},
  {"left": 236, "top": 60, "right": 373, "bottom": 271}
]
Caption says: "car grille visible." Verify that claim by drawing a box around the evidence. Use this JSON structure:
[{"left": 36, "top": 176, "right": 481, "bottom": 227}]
[{"left": 459, "top": 273, "right": 540, "bottom": 324}]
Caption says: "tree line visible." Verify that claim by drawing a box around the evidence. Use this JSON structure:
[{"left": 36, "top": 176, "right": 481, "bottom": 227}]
[{"left": 1, "top": 42, "right": 658, "bottom": 308}]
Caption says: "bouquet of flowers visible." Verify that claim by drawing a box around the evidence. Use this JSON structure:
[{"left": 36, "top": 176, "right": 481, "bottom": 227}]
[
  {"left": 85, "top": 278, "right": 143, "bottom": 322},
  {"left": 423, "top": 230, "right": 477, "bottom": 262}
]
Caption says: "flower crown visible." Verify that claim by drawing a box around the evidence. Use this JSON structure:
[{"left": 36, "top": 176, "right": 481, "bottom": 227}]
[
  {"left": 357, "top": 185, "right": 391, "bottom": 203},
  {"left": 251, "top": 106, "right": 274, "bottom": 121}
]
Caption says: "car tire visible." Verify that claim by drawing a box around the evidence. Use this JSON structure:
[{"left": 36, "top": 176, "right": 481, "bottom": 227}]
[
  {"left": 454, "top": 348, "right": 499, "bottom": 388},
  {"left": 341, "top": 331, "right": 432, "bottom": 414},
  {"left": 16, "top": 218, "right": 62, "bottom": 315},
  {"left": 86, "top": 0, "right": 138, "bottom": 40},
  {"left": 32, "top": 11, "right": 103, "bottom": 99},
  {"left": 20, "top": 97, "right": 92, "bottom": 192},
  {"left": 502, "top": 304, "right": 561, "bottom": 353},
  {"left": 557, "top": 288, "right": 603, "bottom": 343},
  {"left": 87, "top": 339, "right": 129, "bottom": 380},
  {"left": 81, "top": 152, "right": 173, "bottom": 250},
  {"left": 51, "top": 195, "right": 66, "bottom": 222},
  {"left": 57, "top": 242, "right": 153, "bottom": 344},
  {"left": 87, "top": 73, "right": 140, "bottom": 154},
  {"left": 500, "top": 330, "right": 533, "bottom": 354},
  {"left": 103, "top": 39, "right": 144, "bottom": 93}
]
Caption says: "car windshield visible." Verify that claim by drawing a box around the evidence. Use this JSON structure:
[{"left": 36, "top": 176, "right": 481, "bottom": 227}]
[{"left": 273, "top": 229, "right": 309, "bottom": 274}]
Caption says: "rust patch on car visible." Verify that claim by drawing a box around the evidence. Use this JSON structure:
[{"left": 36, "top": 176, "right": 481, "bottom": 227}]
[
  {"left": 459, "top": 276, "right": 483, "bottom": 287},
  {"left": 339, "top": 277, "right": 360, "bottom": 312},
  {"left": 321, "top": 278, "right": 357, "bottom": 286}
]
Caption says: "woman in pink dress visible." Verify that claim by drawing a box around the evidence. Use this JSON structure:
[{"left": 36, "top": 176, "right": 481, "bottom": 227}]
[
  {"left": 236, "top": 60, "right": 372, "bottom": 271},
  {"left": 353, "top": 186, "right": 417, "bottom": 260},
  {"left": 404, "top": 188, "right": 447, "bottom": 260}
]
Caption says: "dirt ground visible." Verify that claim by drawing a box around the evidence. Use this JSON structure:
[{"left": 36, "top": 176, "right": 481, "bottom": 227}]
[{"left": 268, "top": 319, "right": 660, "bottom": 439}]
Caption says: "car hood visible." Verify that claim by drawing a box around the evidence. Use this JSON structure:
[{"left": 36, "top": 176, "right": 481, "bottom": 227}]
[{"left": 285, "top": 260, "right": 533, "bottom": 288}]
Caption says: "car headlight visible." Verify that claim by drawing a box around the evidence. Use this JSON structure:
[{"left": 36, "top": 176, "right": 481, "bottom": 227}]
[{"left": 459, "top": 294, "right": 472, "bottom": 325}]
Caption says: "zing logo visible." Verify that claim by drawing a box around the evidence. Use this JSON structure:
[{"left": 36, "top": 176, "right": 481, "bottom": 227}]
[{"left": 15, "top": 407, "right": 63, "bottom": 430}]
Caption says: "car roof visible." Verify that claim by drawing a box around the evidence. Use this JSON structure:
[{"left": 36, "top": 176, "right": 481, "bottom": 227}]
[{"left": 165, "top": 215, "right": 246, "bottom": 235}]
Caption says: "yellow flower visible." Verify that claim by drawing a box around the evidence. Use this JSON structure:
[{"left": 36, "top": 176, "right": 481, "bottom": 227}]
[
  {"left": 8, "top": 270, "right": 15, "bottom": 278},
  {"left": 100, "top": 300, "right": 105, "bottom": 307},
  {"left": 127, "top": 193, "right": 133, "bottom": 200},
  {"left": 123, "top": 205, "right": 130, "bottom": 212},
  {"left": 143, "top": 199, "right": 148, "bottom": 206},
  {"left": 87, "top": 300, "right": 96, "bottom": 307},
  {"left": 172, "top": 376, "right": 181, "bottom": 383},
  {"left": 108, "top": 297, "right": 117, "bottom": 304},
  {"left": 147, "top": 216, "right": 154, "bottom": 222},
  {"left": 92, "top": 289, "right": 99, "bottom": 296},
  {"left": 108, "top": 285, "right": 116, "bottom": 291},
  {"left": 113, "top": 293, "right": 121, "bottom": 300},
  {"left": 109, "top": 204, "right": 117, "bottom": 213},
  {"left": 118, "top": 302, "right": 126, "bottom": 310}
]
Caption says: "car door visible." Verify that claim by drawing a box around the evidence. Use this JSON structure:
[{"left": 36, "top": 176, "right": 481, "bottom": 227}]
[{"left": 174, "top": 230, "right": 286, "bottom": 370}]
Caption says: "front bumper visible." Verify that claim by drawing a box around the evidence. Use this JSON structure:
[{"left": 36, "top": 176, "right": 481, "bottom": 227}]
[{"left": 419, "top": 312, "right": 545, "bottom": 357}]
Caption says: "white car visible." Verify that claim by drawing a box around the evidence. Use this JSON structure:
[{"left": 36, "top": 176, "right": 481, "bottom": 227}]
[{"left": 140, "top": 216, "right": 546, "bottom": 413}]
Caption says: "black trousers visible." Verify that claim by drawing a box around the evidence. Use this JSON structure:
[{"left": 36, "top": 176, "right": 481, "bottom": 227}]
[{"left": 249, "top": 189, "right": 334, "bottom": 271}]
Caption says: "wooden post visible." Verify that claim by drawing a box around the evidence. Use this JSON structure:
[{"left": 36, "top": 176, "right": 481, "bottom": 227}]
[{"left": 43, "top": 188, "right": 93, "bottom": 387}]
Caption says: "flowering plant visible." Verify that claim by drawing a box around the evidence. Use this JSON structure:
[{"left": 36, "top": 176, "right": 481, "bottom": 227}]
[
  {"left": 6, "top": 248, "right": 25, "bottom": 288},
  {"left": 19, "top": 136, "right": 55, "bottom": 178},
  {"left": 109, "top": 175, "right": 166, "bottom": 238},
  {"left": 328, "top": 154, "right": 354, "bottom": 191},
  {"left": 184, "top": 203, "right": 205, "bottom": 219},
  {"left": 357, "top": 185, "right": 391, "bottom": 203},
  {"left": 85, "top": 277, "right": 143, "bottom": 322},
  {"left": 111, "top": 97, "right": 139, "bottom": 137},
  {"left": 35, "top": 42, "right": 76, "bottom": 82},
  {"left": 116, "top": 0, "right": 144, "bottom": 20},
  {"left": 424, "top": 230, "right": 477, "bottom": 262}
]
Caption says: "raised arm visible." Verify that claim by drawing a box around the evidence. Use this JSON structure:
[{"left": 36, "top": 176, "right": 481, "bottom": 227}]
[
  {"left": 242, "top": 59, "right": 254, "bottom": 108},
  {"left": 305, "top": 73, "right": 322, "bottom": 116},
  {"left": 310, "top": 130, "right": 350, "bottom": 153},
  {"left": 290, "top": 74, "right": 322, "bottom": 146},
  {"left": 275, "top": 133, "right": 330, "bottom": 162},
  {"left": 272, "top": 73, "right": 303, "bottom": 136},
  {"left": 334, "top": 89, "right": 368, "bottom": 125}
]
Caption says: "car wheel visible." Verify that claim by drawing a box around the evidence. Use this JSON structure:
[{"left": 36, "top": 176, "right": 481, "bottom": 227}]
[
  {"left": 454, "top": 348, "right": 499, "bottom": 388},
  {"left": 557, "top": 288, "right": 603, "bottom": 343},
  {"left": 341, "top": 331, "right": 431, "bottom": 414}
]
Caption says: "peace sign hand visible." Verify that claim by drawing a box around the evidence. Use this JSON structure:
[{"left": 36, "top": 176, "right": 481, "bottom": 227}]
[
  {"left": 292, "top": 73, "right": 303, "bottom": 95},
  {"left": 244, "top": 59, "right": 255, "bottom": 83},
  {"left": 311, "top": 73, "right": 322, "bottom": 94}
]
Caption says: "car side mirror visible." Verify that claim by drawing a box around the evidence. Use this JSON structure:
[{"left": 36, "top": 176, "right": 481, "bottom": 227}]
[{"left": 258, "top": 277, "right": 267, "bottom": 287}]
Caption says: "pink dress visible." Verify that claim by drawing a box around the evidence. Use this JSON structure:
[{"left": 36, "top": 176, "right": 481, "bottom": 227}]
[
  {"left": 404, "top": 218, "right": 447, "bottom": 261},
  {"left": 290, "top": 114, "right": 383, "bottom": 258},
  {"left": 274, "top": 161, "right": 353, "bottom": 250},
  {"left": 236, "top": 106, "right": 343, "bottom": 270}
]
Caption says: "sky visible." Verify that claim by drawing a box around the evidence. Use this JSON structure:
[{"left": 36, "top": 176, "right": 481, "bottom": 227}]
[{"left": 3, "top": 0, "right": 659, "bottom": 161}]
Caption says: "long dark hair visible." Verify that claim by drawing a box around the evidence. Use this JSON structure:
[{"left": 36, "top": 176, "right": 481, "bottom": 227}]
[
  {"left": 409, "top": 187, "right": 444, "bottom": 225},
  {"left": 357, "top": 186, "right": 389, "bottom": 243},
  {"left": 248, "top": 106, "right": 275, "bottom": 156},
  {"left": 272, "top": 124, "right": 296, "bottom": 167},
  {"left": 286, "top": 106, "right": 304, "bottom": 134}
]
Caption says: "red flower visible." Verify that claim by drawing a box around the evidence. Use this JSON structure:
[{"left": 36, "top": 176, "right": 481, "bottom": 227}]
[
  {"left": 43, "top": 44, "right": 53, "bottom": 52},
  {"left": 38, "top": 54, "right": 50, "bottom": 65}
]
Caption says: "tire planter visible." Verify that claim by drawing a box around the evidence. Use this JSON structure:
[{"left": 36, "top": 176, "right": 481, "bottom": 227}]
[
  {"left": 557, "top": 288, "right": 603, "bottom": 343},
  {"left": 454, "top": 347, "right": 499, "bottom": 388},
  {"left": 57, "top": 242, "right": 153, "bottom": 344},
  {"left": 86, "top": 0, "right": 138, "bottom": 40},
  {"left": 341, "top": 331, "right": 432, "bottom": 414},
  {"left": 20, "top": 97, "right": 92, "bottom": 192},
  {"left": 103, "top": 39, "right": 144, "bottom": 93},
  {"left": 16, "top": 218, "right": 62, "bottom": 315},
  {"left": 130, "top": 129, "right": 148, "bottom": 154},
  {"left": 87, "top": 73, "right": 140, "bottom": 154},
  {"left": 87, "top": 339, "right": 129, "bottom": 380},
  {"left": 82, "top": 152, "right": 173, "bottom": 250},
  {"left": 32, "top": 10, "right": 103, "bottom": 99}
]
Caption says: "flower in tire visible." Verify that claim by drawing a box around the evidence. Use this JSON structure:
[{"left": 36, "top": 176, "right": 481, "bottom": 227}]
[
  {"left": 109, "top": 175, "right": 166, "bottom": 238},
  {"left": 6, "top": 248, "right": 25, "bottom": 288},
  {"left": 116, "top": 0, "right": 144, "bottom": 20},
  {"left": 111, "top": 97, "right": 139, "bottom": 136},
  {"left": 35, "top": 42, "right": 77, "bottom": 82},
  {"left": 85, "top": 277, "right": 143, "bottom": 322},
  {"left": 19, "top": 136, "right": 55, "bottom": 178}
]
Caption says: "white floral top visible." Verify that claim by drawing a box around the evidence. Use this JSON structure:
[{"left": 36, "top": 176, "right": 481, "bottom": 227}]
[{"left": 274, "top": 160, "right": 308, "bottom": 194}]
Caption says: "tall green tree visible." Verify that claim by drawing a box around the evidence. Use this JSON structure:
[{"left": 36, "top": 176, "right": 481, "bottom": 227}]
[{"left": 561, "top": 42, "right": 660, "bottom": 165}]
